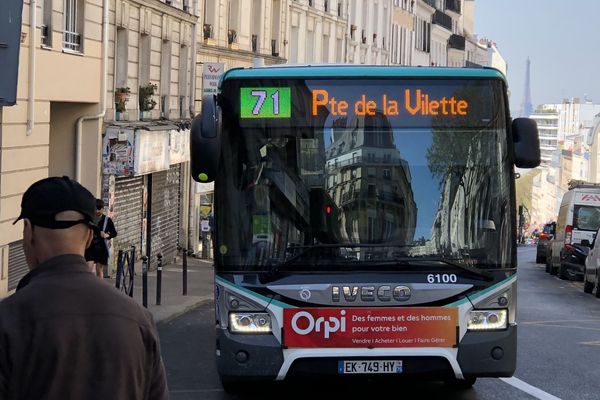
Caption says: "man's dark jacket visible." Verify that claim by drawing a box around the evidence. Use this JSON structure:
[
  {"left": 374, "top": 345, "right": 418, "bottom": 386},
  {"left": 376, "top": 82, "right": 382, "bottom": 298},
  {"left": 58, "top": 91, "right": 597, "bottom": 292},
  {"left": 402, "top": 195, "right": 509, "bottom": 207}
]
[{"left": 0, "top": 255, "right": 168, "bottom": 399}]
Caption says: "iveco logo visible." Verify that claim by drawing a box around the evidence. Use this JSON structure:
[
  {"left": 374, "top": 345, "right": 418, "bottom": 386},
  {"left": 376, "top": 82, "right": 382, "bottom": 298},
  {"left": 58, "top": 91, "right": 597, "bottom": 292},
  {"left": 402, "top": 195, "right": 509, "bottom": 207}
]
[{"left": 332, "top": 285, "right": 411, "bottom": 302}]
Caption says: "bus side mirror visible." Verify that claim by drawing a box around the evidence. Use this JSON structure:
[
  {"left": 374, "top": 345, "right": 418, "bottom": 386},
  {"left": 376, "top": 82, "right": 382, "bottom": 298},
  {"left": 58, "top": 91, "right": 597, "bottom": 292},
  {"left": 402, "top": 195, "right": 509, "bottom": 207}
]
[
  {"left": 512, "top": 118, "right": 540, "bottom": 168},
  {"left": 191, "top": 95, "right": 221, "bottom": 183}
]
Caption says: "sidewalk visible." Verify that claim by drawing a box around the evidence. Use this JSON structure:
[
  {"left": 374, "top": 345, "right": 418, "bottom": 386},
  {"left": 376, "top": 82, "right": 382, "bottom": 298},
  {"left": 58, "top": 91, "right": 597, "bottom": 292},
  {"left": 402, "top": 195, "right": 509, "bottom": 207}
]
[{"left": 105, "top": 254, "right": 215, "bottom": 324}]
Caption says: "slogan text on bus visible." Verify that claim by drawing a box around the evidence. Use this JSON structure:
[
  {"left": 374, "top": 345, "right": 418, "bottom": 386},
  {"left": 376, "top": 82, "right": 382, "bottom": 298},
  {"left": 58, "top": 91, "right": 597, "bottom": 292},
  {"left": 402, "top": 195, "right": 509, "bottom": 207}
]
[{"left": 311, "top": 89, "right": 469, "bottom": 117}]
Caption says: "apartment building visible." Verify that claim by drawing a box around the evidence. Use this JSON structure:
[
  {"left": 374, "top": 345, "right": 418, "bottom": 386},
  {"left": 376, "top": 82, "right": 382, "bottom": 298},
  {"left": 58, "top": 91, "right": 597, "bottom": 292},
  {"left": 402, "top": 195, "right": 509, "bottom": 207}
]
[
  {"left": 0, "top": 0, "right": 105, "bottom": 296},
  {"left": 529, "top": 99, "right": 600, "bottom": 226},
  {"left": 287, "top": 0, "right": 347, "bottom": 64},
  {"left": 0, "top": 0, "right": 200, "bottom": 296},
  {"left": 101, "top": 0, "right": 198, "bottom": 269},
  {"left": 346, "top": 0, "right": 391, "bottom": 65},
  {"left": 200, "top": 0, "right": 287, "bottom": 71},
  {"left": 588, "top": 115, "right": 600, "bottom": 182},
  {"left": 388, "top": 0, "right": 484, "bottom": 69}
]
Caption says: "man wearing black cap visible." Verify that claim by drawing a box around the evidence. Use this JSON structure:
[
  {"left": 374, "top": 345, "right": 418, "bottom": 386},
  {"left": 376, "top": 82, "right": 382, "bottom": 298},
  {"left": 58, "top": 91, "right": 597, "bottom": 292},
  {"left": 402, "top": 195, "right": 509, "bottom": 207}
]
[{"left": 0, "top": 176, "right": 168, "bottom": 400}]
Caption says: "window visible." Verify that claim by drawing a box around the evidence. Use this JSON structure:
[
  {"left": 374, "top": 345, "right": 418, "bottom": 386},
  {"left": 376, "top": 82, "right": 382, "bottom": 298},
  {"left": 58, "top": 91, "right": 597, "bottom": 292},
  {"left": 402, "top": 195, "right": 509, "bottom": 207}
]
[
  {"left": 203, "top": 0, "right": 215, "bottom": 39},
  {"left": 41, "top": 0, "right": 53, "bottom": 47},
  {"left": 160, "top": 40, "right": 172, "bottom": 118},
  {"left": 63, "top": 0, "right": 83, "bottom": 52},
  {"left": 252, "top": 0, "right": 261, "bottom": 52},
  {"left": 179, "top": 45, "right": 189, "bottom": 118},
  {"left": 271, "top": 0, "right": 281, "bottom": 55},
  {"left": 139, "top": 34, "right": 151, "bottom": 87},
  {"left": 228, "top": 0, "right": 240, "bottom": 43},
  {"left": 115, "top": 28, "right": 128, "bottom": 89},
  {"left": 415, "top": 17, "right": 430, "bottom": 53}
]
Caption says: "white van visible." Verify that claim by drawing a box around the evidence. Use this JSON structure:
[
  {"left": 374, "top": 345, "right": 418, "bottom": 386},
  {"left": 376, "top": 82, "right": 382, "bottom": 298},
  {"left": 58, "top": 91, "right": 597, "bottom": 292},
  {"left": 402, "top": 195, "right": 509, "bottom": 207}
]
[{"left": 548, "top": 182, "right": 600, "bottom": 277}]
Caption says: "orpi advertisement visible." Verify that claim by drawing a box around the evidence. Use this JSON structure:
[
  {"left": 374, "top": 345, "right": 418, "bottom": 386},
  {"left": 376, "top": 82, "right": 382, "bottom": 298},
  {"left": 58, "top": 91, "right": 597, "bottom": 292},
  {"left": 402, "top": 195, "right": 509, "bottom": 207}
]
[{"left": 283, "top": 307, "right": 458, "bottom": 348}]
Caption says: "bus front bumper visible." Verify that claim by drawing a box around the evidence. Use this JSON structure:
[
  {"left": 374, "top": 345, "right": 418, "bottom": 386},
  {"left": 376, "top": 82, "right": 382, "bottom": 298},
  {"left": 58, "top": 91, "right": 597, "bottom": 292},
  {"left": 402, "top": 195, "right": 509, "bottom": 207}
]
[
  {"left": 216, "top": 324, "right": 517, "bottom": 381},
  {"left": 456, "top": 324, "right": 517, "bottom": 377}
]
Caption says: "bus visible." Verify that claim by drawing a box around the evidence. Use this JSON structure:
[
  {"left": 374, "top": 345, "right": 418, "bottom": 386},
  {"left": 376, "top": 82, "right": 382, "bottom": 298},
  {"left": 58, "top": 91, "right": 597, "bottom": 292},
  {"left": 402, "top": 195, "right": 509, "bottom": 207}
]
[{"left": 191, "top": 65, "right": 540, "bottom": 392}]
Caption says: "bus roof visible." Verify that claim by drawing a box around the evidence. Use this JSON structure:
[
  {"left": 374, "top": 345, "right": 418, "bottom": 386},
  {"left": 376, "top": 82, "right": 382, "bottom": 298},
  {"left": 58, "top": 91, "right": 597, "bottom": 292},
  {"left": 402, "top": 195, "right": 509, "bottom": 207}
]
[{"left": 220, "top": 64, "right": 507, "bottom": 84}]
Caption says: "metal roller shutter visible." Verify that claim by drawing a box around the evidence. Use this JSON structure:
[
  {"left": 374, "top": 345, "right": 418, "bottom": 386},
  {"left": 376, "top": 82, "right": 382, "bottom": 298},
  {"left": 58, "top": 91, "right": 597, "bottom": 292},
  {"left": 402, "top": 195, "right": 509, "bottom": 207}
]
[
  {"left": 150, "top": 164, "right": 181, "bottom": 266},
  {"left": 113, "top": 176, "right": 144, "bottom": 257},
  {"left": 8, "top": 241, "right": 28, "bottom": 290}
]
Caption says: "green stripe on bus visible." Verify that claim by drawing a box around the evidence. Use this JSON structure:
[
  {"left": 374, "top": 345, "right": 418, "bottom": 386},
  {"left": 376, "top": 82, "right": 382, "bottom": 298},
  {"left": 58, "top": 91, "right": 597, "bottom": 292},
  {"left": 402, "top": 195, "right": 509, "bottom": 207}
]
[
  {"left": 215, "top": 276, "right": 295, "bottom": 309},
  {"left": 444, "top": 274, "right": 516, "bottom": 307}
]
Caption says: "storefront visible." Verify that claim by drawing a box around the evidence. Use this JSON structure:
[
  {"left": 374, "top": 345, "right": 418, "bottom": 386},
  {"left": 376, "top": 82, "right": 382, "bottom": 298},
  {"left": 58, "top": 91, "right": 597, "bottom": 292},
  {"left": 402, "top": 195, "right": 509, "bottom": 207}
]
[{"left": 103, "top": 123, "right": 190, "bottom": 269}]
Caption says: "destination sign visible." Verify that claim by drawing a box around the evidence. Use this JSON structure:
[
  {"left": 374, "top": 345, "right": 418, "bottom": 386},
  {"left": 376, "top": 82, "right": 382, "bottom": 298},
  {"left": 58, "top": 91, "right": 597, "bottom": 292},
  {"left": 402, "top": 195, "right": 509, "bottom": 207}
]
[
  {"left": 311, "top": 89, "right": 469, "bottom": 117},
  {"left": 232, "top": 79, "right": 502, "bottom": 128}
]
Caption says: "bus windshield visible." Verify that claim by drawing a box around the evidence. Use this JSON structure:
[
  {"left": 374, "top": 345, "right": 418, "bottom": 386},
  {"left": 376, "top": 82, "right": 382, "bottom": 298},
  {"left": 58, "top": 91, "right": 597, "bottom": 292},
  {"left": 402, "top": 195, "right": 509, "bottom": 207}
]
[{"left": 214, "top": 78, "right": 513, "bottom": 272}]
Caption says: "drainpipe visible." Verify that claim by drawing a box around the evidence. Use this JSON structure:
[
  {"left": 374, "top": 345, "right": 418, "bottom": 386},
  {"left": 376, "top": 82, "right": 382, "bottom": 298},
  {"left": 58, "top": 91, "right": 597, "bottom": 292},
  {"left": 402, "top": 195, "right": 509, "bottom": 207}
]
[
  {"left": 75, "top": 0, "right": 109, "bottom": 182},
  {"left": 189, "top": 0, "right": 198, "bottom": 118},
  {"left": 26, "top": 0, "right": 36, "bottom": 136},
  {"left": 188, "top": 0, "right": 198, "bottom": 252}
]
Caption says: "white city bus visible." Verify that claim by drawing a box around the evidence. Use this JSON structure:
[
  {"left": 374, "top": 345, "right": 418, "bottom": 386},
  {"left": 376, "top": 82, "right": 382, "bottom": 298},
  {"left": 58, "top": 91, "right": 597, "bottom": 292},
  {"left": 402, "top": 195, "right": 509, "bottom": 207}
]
[{"left": 190, "top": 65, "right": 540, "bottom": 392}]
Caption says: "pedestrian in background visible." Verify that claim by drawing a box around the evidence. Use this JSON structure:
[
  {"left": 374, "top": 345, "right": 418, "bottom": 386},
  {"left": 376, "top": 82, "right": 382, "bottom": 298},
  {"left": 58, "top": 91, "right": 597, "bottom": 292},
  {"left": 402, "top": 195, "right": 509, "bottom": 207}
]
[
  {"left": 0, "top": 176, "right": 168, "bottom": 399},
  {"left": 85, "top": 198, "right": 117, "bottom": 278}
]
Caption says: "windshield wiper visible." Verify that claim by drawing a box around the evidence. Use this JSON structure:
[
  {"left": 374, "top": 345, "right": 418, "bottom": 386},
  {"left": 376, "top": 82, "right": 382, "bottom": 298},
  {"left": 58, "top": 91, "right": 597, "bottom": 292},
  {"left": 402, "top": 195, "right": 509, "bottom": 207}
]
[
  {"left": 263, "top": 244, "right": 494, "bottom": 282},
  {"left": 265, "top": 243, "right": 416, "bottom": 274}
]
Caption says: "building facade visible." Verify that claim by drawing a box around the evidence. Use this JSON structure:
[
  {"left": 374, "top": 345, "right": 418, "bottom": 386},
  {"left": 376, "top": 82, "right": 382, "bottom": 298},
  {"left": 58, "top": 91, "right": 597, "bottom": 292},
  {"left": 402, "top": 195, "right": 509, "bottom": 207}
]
[
  {"left": 100, "top": 0, "right": 198, "bottom": 268},
  {"left": 0, "top": 0, "right": 105, "bottom": 296},
  {"left": 529, "top": 99, "right": 600, "bottom": 227}
]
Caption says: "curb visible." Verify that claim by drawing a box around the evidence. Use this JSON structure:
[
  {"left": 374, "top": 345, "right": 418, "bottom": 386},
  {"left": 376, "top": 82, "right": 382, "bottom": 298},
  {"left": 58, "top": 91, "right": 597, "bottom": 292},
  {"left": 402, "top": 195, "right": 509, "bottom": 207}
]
[{"left": 155, "top": 296, "right": 214, "bottom": 325}]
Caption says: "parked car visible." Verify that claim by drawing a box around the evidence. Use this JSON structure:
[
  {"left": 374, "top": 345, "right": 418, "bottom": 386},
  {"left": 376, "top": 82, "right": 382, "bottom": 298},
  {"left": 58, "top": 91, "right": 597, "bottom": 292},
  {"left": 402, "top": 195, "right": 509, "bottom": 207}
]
[
  {"left": 548, "top": 181, "right": 600, "bottom": 279},
  {"left": 583, "top": 227, "right": 600, "bottom": 297},
  {"left": 536, "top": 222, "right": 556, "bottom": 264}
]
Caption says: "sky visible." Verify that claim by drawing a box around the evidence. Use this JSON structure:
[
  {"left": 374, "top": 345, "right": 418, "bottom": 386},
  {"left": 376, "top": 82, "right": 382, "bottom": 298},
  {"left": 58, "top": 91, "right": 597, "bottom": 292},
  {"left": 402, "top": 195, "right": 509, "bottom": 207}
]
[{"left": 475, "top": 0, "right": 600, "bottom": 115}]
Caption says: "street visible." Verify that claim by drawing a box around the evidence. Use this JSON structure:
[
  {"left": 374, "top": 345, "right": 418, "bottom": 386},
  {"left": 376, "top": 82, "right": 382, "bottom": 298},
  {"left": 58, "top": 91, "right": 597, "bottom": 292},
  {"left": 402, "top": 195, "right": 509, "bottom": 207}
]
[{"left": 159, "top": 247, "right": 600, "bottom": 399}]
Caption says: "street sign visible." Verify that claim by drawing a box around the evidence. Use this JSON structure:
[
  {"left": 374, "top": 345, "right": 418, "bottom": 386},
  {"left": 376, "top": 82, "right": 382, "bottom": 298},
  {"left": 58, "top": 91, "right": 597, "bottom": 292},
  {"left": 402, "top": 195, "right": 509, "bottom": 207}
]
[
  {"left": 201, "top": 219, "right": 211, "bottom": 232},
  {"left": 202, "top": 63, "right": 224, "bottom": 97}
]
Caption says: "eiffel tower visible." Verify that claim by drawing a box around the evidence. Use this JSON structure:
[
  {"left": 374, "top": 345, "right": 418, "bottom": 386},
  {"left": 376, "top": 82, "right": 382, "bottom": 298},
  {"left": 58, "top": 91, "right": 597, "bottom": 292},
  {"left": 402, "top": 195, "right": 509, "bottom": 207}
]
[{"left": 519, "top": 57, "right": 534, "bottom": 117}]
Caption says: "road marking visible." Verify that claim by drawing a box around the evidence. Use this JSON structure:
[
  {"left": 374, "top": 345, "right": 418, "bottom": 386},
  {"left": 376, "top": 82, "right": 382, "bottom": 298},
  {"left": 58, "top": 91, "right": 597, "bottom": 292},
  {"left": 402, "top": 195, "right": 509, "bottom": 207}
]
[
  {"left": 578, "top": 340, "right": 600, "bottom": 346},
  {"left": 520, "top": 322, "right": 600, "bottom": 332},
  {"left": 522, "top": 319, "right": 600, "bottom": 324},
  {"left": 500, "top": 377, "right": 561, "bottom": 400}
]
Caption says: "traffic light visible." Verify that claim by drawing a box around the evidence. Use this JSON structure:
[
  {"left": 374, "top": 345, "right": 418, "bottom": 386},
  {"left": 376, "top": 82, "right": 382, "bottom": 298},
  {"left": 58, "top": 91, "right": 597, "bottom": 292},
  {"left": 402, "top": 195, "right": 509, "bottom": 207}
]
[{"left": 0, "top": 0, "right": 25, "bottom": 106}]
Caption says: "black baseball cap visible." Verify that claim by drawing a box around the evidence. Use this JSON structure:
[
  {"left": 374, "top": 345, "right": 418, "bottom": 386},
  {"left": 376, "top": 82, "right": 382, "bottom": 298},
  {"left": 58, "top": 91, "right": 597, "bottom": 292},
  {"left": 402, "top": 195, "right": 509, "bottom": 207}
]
[{"left": 13, "top": 176, "right": 98, "bottom": 231}]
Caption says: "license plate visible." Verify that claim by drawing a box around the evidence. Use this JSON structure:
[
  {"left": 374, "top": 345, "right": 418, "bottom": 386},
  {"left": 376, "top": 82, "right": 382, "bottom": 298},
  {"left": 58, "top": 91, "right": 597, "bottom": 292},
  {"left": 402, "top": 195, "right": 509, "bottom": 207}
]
[{"left": 338, "top": 360, "right": 403, "bottom": 374}]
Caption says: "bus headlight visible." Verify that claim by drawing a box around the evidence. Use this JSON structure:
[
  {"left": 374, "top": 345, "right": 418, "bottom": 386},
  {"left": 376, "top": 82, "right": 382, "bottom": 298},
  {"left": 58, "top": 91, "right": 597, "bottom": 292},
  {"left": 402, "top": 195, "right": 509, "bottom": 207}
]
[
  {"left": 229, "top": 312, "right": 272, "bottom": 334},
  {"left": 467, "top": 310, "right": 508, "bottom": 331}
]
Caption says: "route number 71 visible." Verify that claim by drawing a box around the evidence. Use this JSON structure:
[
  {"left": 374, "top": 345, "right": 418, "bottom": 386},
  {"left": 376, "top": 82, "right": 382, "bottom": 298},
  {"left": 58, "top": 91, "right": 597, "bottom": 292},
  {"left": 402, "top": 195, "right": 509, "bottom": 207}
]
[{"left": 240, "top": 87, "right": 291, "bottom": 119}]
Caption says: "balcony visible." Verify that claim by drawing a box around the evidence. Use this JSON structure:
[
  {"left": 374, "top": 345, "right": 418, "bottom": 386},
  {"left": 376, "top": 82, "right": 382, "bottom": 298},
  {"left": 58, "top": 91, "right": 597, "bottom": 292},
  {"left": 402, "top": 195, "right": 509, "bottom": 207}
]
[
  {"left": 227, "top": 29, "right": 237, "bottom": 44},
  {"left": 465, "top": 60, "right": 483, "bottom": 68},
  {"left": 448, "top": 33, "right": 465, "bottom": 50},
  {"left": 251, "top": 34, "right": 258, "bottom": 53},
  {"left": 203, "top": 24, "right": 213, "bottom": 40},
  {"left": 63, "top": 30, "right": 81, "bottom": 52},
  {"left": 432, "top": 10, "right": 452, "bottom": 31},
  {"left": 161, "top": 95, "right": 169, "bottom": 118},
  {"left": 350, "top": 24, "right": 357, "bottom": 41},
  {"left": 327, "top": 155, "right": 401, "bottom": 169},
  {"left": 423, "top": 0, "right": 436, "bottom": 9},
  {"left": 445, "top": 0, "right": 461, "bottom": 14}
]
